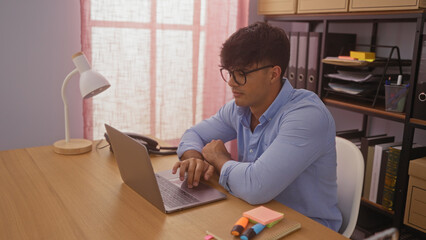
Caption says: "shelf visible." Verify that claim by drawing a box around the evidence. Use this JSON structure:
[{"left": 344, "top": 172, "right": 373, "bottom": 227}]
[
  {"left": 323, "top": 57, "right": 411, "bottom": 68},
  {"left": 266, "top": 9, "right": 425, "bottom": 233},
  {"left": 361, "top": 198, "right": 394, "bottom": 218},
  {"left": 409, "top": 118, "right": 426, "bottom": 129},
  {"left": 323, "top": 97, "right": 405, "bottom": 122},
  {"left": 264, "top": 9, "right": 425, "bottom": 22}
]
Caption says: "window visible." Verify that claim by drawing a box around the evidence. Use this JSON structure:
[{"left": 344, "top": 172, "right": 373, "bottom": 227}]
[{"left": 81, "top": 0, "right": 248, "bottom": 143}]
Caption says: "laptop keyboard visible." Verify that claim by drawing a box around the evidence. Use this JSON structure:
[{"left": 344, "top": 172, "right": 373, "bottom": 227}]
[{"left": 156, "top": 175, "right": 200, "bottom": 208}]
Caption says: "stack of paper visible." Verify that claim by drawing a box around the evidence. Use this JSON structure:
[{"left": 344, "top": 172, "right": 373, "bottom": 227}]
[
  {"left": 322, "top": 57, "right": 370, "bottom": 67},
  {"left": 328, "top": 82, "right": 375, "bottom": 95},
  {"left": 325, "top": 70, "right": 379, "bottom": 82}
]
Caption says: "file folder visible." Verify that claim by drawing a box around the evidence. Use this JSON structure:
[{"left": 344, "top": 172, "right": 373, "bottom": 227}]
[
  {"left": 412, "top": 35, "right": 426, "bottom": 120},
  {"left": 288, "top": 32, "right": 299, "bottom": 87},
  {"left": 283, "top": 31, "right": 290, "bottom": 80},
  {"left": 307, "top": 32, "right": 322, "bottom": 93},
  {"left": 296, "top": 32, "right": 308, "bottom": 89}
]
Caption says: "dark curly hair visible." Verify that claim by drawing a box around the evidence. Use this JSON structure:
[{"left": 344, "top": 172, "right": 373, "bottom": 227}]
[{"left": 220, "top": 22, "right": 290, "bottom": 79}]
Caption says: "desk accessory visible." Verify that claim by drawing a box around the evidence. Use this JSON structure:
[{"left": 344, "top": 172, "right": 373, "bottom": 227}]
[
  {"left": 53, "top": 52, "right": 110, "bottom": 155},
  {"left": 243, "top": 206, "right": 284, "bottom": 226},
  {"left": 231, "top": 216, "right": 249, "bottom": 236},
  {"left": 241, "top": 223, "right": 265, "bottom": 240},
  {"left": 222, "top": 207, "right": 301, "bottom": 240}
]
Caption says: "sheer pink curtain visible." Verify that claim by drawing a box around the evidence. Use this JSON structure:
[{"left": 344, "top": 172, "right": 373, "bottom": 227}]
[{"left": 81, "top": 0, "right": 248, "bottom": 157}]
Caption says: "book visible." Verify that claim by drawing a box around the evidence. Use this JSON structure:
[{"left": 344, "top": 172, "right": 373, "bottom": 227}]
[
  {"left": 381, "top": 147, "right": 400, "bottom": 210},
  {"left": 376, "top": 149, "right": 390, "bottom": 204},
  {"left": 360, "top": 135, "right": 395, "bottom": 199},
  {"left": 369, "top": 141, "right": 401, "bottom": 203},
  {"left": 363, "top": 145, "right": 375, "bottom": 199},
  {"left": 381, "top": 144, "right": 426, "bottom": 210}
]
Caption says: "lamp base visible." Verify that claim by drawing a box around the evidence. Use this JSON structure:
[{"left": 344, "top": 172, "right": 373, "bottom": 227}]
[{"left": 53, "top": 139, "right": 93, "bottom": 155}]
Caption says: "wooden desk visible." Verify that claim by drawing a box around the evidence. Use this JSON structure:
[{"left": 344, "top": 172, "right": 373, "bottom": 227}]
[{"left": 0, "top": 142, "right": 347, "bottom": 239}]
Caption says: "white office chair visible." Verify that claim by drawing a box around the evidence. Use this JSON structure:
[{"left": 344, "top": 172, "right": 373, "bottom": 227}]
[{"left": 335, "top": 136, "right": 365, "bottom": 238}]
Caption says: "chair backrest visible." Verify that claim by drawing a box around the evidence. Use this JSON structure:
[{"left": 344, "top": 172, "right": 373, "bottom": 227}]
[{"left": 335, "top": 136, "right": 365, "bottom": 238}]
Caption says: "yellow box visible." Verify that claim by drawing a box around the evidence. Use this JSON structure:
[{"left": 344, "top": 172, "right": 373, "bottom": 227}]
[
  {"left": 297, "top": 0, "right": 349, "bottom": 13},
  {"left": 258, "top": 0, "right": 297, "bottom": 15},
  {"left": 350, "top": 51, "right": 376, "bottom": 61},
  {"left": 404, "top": 157, "right": 426, "bottom": 233},
  {"left": 349, "top": 0, "right": 426, "bottom": 12}
]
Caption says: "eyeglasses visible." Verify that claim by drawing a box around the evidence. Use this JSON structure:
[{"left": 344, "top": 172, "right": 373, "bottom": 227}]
[{"left": 220, "top": 65, "right": 274, "bottom": 86}]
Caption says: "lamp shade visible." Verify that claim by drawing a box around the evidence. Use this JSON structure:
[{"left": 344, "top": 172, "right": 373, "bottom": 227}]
[
  {"left": 80, "top": 70, "right": 110, "bottom": 99},
  {"left": 72, "top": 52, "right": 110, "bottom": 98}
]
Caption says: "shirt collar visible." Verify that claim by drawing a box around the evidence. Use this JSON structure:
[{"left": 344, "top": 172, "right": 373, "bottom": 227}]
[
  {"left": 237, "top": 79, "right": 294, "bottom": 125},
  {"left": 261, "top": 79, "right": 293, "bottom": 122}
]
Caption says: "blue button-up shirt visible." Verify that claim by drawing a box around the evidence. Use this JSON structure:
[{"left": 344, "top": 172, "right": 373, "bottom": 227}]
[{"left": 177, "top": 81, "right": 342, "bottom": 231}]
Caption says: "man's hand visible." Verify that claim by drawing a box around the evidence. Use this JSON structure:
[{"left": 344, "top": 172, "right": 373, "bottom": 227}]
[
  {"left": 202, "top": 140, "right": 231, "bottom": 173},
  {"left": 172, "top": 150, "right": 214, "bottom": 188}
]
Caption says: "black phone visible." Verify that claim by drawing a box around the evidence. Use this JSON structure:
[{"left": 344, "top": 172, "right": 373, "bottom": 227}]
[{"left": 104, "top": 132, "right": 177, "bottom": 155}]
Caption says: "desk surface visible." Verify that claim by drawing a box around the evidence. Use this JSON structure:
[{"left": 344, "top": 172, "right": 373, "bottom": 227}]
[{"left": 0, "top": 142, "right": 347, "bottom": 240}]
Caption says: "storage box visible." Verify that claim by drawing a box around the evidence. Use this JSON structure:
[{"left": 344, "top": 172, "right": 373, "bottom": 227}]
[
  {"left": 404, "top": 157, "right": 426, "bottom": 233},
  {"left": 297, "top": 0, "right": 348, "bottom": 13},
  {"left": 385, "top": 84, "right": 408, "bottom": 112},
  {"left": 350, "top": 51, "right": 375, "bottom": 62},
  {"left": 258, "top": 0, "right": 297, "bottom": 15},
  {"left": 350, "top": 0, "right": 426, "bottom": 12}
]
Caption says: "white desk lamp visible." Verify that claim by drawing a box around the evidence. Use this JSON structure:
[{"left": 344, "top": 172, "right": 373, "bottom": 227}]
[{"left": 53, "top": 52, "right": 110, "bottom": 155}]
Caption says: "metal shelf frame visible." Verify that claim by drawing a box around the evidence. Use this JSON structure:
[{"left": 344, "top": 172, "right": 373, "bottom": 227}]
[{"left": 265, "top": 10, "right": 426, "bottom": 231}]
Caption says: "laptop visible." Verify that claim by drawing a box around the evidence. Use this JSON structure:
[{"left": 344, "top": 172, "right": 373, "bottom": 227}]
[{"left": 105, "top": 124, "right": 226, "bottom": 213}]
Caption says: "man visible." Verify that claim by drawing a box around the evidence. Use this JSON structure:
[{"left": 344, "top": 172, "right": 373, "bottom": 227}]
[{"left": 172, "top": 22, "right": 342, "bottom": 231}]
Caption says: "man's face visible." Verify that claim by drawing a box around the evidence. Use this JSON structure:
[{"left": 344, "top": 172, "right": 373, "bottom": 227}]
[{"left": 227, "top": 63, "right": 274, "bottom": 109}]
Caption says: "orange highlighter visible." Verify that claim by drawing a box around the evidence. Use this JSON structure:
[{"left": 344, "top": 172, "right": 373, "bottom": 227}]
[{"left": 231, "top": 217, "right": 249, "bottom": 236}]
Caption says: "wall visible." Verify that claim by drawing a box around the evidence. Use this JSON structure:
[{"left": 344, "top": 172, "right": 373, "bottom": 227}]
[
  {"left": 0, "top": 1, "right": 82, "bottom": 150},
  {"left": 248, "top": 0, "right": 426, "bottom": 145}
]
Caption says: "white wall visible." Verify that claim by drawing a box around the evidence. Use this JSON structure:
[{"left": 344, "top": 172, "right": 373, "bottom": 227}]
[{"left": 0, "top": 0, "right": 82, "bottom": 150}]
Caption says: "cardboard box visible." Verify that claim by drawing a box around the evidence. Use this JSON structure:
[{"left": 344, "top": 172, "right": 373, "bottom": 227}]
[
  {"left": 258, "top": 0, "right": 297, "bottom": 15},
  {"left": 350, "top": 0, "right": 426, "bottom": 12},
  {"left": 404, "top": 157, "right": 426, "bottom": 233},
  {"left": 297, "top": 0, "right": 348, "bottom": 13}
]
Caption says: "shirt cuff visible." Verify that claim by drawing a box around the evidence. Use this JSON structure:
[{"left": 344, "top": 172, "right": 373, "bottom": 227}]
[
  {"left": 176, "top": 142, "right": 202, "bottom": 159},
  {"left": 219, "top": 160, "right": 238, "bottom": 193}
]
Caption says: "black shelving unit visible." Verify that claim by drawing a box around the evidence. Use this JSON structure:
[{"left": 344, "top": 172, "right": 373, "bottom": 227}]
[
  {"left": 323, "top": 44, "right": 407, "bottom": 107},
  {"left": 265, "top": 9, "right": 426, "bottom": 236}
]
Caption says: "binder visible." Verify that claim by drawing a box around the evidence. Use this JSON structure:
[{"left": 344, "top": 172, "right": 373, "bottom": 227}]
[
  {"left": 412, "top": 35, "right": 426, "bottom": 120},
  {"left": 283, "top": 32, "right": 290, "bottom": 80},
  {"left": 288, "top": 32, "right": 299, "bottom": 87},
  {"left": 307, "top": 32, "right": 322, "bottom": 93},
  {"left": 296, "top": 32, "right": 308, "bottom": 89}
]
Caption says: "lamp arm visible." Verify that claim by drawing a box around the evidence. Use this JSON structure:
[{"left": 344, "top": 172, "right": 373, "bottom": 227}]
[{"left": 61, "top": 68, "right": 79, "bottom": 142}]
